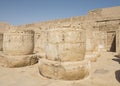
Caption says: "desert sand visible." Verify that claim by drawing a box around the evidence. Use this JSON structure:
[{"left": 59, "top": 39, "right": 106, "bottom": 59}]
[{"left": 0, "top": 51, "right": 119, "bottom": 86}]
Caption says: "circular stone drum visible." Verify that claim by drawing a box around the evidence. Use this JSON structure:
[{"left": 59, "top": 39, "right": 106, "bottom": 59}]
[
  {"left": 38, "top": 59, "right": 90, "bottom": 80},
  {"left": 46, "top": 28, "right": 86, "bottom": 61},
  {"left": 3, "top": 30, "right": 34, "bottom": 55}
]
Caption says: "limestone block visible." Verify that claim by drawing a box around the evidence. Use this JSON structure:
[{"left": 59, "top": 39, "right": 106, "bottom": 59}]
[
  {"left": 3, "top": 30, "right": 34, "bottom": 55},
  {"left": 0, "top": 56, "right": 7, "bottom": 67},
  {"left": 58, "top": 43, "right": 85, "bottom": 61},
  {"left": 47, "top": 28, "right": 85, "bottom": 43},
  {"left": 46, "top": 43, "right": 58, "bottom": 60},
  {"left": 85, "top": 50, "right": 100, "bottom": 62},
  {"left": 38, "top": 59, "right": 90, "bottom": 80},
  {"left": 0, "top": 34, "right": 3, "bottom": 51},
  {"left": 116, "top": 28, "right": 120, "bottom": 56},
  {"left": 88, "top": 6, "right": 120, "bottom": 18},
  {"left": 85, "top": 54, "right": 97, "bottom": 62},
  {"left": 0, "top": 22, "right": 10, "bottom": 33},
  {"left": 86, "top": 38, "right": 95, "bottom": 52},
  {"left": 5, "top": 54, "right": 39, "bottom": 67},
  {"left": 64, "top": 30, "right": 85, "bottom": 43},
  {"left": 46, "top": 42, "right": 85, "bottom": 61},
  {"left": 47, "top": 30, "right": 63, "bottom": 43},
  {"left": 34, "top": 32, "right": 47, "bottom": 57},
  {"left": 45, "top": 28, "right": 86, "bottom": 61}
]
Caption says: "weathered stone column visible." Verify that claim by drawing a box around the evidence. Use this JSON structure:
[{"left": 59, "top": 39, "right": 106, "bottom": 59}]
[
  {"left": 83, "top": 21, "right": 100, "bottom": 62},
  {"left": 34, "top": 30, "right": 47, "bottom": 58},
  {"left": 3, "top": 30, "right": 34, "bottom": 55},
  {"left": 38, "top": 28, "right": 90, "bottom": 80},
  {"left": 2, "top": 30, "right": 38, "bottom": 67}
]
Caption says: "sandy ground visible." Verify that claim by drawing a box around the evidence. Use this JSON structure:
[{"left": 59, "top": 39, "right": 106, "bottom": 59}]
[{"left": 0, "top": 52, "right": 120, "bottom": 86}]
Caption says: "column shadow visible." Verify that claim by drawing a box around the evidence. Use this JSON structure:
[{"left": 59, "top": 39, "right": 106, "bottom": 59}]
[
  {"left": 110, "top": 35, "right": 116, "bottom": 52},
  {"left": 112, "top": 56, "right": 120, "bottom": 64},
  {"left": 115, "top": 70, "right": 120, "bottom": 83}
]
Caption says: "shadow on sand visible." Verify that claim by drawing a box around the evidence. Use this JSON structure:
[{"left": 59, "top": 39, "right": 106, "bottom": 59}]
[
  {"left": 112, "top": 56, "right": 120, "bottom": 64},
  {"left": 115, "top": 70, "right": 120, "bottom": 83},
  {"left": 113, "top": 55, "right": 120, "bottom": 83}
]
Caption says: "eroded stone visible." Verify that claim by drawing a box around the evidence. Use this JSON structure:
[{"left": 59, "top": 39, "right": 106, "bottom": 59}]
[{"left": 38, "top": 59, "right": 90, "bottom": 80}]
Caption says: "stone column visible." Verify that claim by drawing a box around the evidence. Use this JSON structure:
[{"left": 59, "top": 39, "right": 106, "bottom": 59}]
[
  {"left": 84, "top": 21, "right": 100, "bottom": 62},
  {"left": 2, "top": 30, "right": 38, "bottom": 67},
  {"left": 38, "top": 28, "right": 90, "bottom": 80},
  {"left": 3, "top": 30, "right": 34, "bottom": 55}
]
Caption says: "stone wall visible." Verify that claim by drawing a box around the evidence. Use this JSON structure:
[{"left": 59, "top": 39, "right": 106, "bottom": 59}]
[
  {"left": 0, "top": 22, "right": 10, "bottom": 51},
  {"left": 0, "top": 22, "right": 10, "bottom": 33},
  {"left": 15, "top": 6, "right": 120, "bottom": 60},
  {"left": 88, "top": 6, "right": 120, "bottom": 18},
  {"left": 0, "top": 34, "right": 3, "bottom": 51},
  {"left": 116, "top": 26, "right": 120, "bottom": 56},
  {"left": 96, "top": 19, "right": 120, "bottom": 52}
]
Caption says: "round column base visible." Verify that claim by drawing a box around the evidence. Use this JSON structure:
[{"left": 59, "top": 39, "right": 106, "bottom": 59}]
[
  {"left": 38, "top": 59, "right": 90, "bottom": 80},
  {"left": 0, "top": 53, "right": 39, "bottom": 68}
]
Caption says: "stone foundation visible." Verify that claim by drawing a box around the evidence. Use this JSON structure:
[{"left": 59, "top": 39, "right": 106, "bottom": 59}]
[
  {"left": 0, "top": 53, "right": 39, "bottom": 68},
  {"left": 38, "top": 59, "right": 90, "bottom": 80}
]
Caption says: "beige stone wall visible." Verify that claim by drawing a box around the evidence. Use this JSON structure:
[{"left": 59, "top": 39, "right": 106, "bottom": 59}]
[
  {"left": 0, "top": 22, "right": 10, "bottom": 51},
  {"left": 0, "top": 34, "right": 3, "bottom": 50},
  {"left": 14, "top": 6, "right": 120, "bottom": 60},
  {"left": 81, "top": 21, "right": 99, "bottom": 53},
  {"left": 88, "top": 6, "right": 120, "bottom": 18},
  {"left": 0, "top": 22, "right": 10, "bottom": 33},
  {"left": 97, "top": 19, "right": 120, "bottom": 52},
  {"left": 3, "top": 30, "right": 34, "bottom": 55},
  {"left": 116, "top": 26, "right": 120, "bottom": 55},
  {"left": 34, "top": 31, "right": 47, "bottom": 57}
]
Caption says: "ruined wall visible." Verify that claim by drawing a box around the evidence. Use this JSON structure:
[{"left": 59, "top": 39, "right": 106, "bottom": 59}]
[
  {"left": 96, "top": 19, "right": 120, "bottom": 52},
  {"left": 0, "top": 22, "right": 10, "bottom": 33},
  {"left": 88, "top": 6, "right": 120, "bottom": 18},
  {"left": 16, "top": 6, "right": 120, "bottom": 57},
  {"left": 82, "top": 21, "right": 97, "bottom": 52},
  {"left": 86, "top": 6, "right": 120, "bottom": 53},
  {"left": 116, "top": 26, "right": 120, "bottom": 55},
  {"left": 0, "top": 34, "right": 3, "bottom": 50}
]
